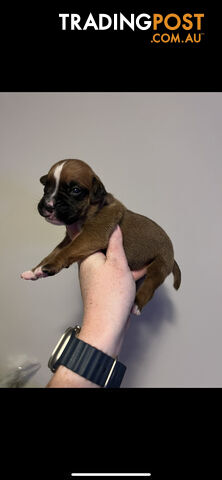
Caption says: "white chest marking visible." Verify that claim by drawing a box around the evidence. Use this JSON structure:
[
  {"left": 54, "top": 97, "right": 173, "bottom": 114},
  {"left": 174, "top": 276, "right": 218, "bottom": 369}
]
[{"left": 48, "top": 161, "right": 66, "bottom": 205}]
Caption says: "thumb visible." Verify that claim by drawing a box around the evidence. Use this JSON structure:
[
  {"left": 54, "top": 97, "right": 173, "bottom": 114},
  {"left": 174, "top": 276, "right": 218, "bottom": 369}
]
[{"left": 106, "top": 225, "right": 128, "bottom": 268}]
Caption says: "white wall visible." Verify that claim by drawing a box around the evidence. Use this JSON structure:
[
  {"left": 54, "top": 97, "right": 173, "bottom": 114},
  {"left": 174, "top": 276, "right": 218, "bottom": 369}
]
[{"left": 0, "top": 92, "right": 221, "bottom": 387}]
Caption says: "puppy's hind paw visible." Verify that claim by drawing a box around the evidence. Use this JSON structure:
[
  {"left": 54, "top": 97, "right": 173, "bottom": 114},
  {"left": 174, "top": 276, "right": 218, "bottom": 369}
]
[{"left": 131, "top": 304, "right": 141, "bottom": 316}]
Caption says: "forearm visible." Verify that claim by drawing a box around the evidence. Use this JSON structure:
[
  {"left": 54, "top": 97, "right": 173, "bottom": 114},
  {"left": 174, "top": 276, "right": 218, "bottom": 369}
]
[
  {"left": 46, "top": 365, "right": 100, "bottom": 388},
  {"left": 45, "top": 227, "right": 144, "bottom": 389}
]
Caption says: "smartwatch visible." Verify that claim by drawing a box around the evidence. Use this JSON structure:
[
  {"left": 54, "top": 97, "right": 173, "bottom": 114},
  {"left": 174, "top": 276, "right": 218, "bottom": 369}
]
[{"left": 48, "top": 325, "right": 126, "bottom": 388}]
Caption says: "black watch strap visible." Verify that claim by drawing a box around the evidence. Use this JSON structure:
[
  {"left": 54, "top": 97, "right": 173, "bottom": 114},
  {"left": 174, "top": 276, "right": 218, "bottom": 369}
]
[{"left": 54, "top": 332, "right": 126, "bottom": 388}]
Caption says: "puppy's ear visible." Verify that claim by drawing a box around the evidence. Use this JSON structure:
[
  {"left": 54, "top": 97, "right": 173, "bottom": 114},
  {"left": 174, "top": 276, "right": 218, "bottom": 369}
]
[
  {"left": 90, "top": 176, "right": 107, "bottom": 204},
  {"left": 40, "top": 175, "right": 47, "bottom": 185}
]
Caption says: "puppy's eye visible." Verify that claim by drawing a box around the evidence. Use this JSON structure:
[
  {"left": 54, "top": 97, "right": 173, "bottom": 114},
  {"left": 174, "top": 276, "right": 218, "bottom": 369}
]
[{"left": 71, "top": 186, "right": 82, "bottom": 195}]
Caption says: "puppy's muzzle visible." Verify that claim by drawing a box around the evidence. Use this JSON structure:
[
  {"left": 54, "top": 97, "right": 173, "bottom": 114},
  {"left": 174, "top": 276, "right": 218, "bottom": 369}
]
[
  {"left": 44, "top": 203, "right": 54, "bottom": 214},
  {"left": 38, "top": 197, "right": 55, "bottom": 217}
]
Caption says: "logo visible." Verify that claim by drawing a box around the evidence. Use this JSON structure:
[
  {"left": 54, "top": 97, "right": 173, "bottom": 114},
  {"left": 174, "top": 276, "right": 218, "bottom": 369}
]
[{"left": 58, "top": 12, "right": 205, "bottom": 46}]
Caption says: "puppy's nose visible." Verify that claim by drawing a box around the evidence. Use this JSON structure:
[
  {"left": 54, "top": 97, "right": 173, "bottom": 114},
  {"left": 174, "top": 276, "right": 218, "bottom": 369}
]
[{"left": 44, "top": 203, "right": 54, "bottom": 213}]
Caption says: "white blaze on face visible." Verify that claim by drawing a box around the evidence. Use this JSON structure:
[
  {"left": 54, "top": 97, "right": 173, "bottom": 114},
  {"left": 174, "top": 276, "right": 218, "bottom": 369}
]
[{"left": 47, "top": 161, "right": 66, "bottom": 206}]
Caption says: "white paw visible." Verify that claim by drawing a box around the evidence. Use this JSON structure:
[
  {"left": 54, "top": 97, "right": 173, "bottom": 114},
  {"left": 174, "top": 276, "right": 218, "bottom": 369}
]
[
  {"left": 20, "top": 266, "right": 48, "bottom": 281},
  {"left": 131, "top": 304, "right": 141, "bottom": 316}
]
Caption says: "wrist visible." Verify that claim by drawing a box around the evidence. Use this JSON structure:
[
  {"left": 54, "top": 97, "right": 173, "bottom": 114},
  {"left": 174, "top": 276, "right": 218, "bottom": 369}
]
[
  {"left": 77, "top": 315, "right": 124, "bottom": 358},
  {"left": 46, "top": 321, "right": 127, "bottom": 388}
]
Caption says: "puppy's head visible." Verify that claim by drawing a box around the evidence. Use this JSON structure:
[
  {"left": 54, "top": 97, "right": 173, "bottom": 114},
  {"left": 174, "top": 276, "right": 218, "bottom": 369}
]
[{"left": 38, "top": 159, "right": 107, "bottom": 225}]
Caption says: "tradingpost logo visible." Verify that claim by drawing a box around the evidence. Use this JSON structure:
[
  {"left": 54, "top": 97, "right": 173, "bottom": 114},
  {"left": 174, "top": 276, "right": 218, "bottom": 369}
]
[{"left": 58, "top": 11, "right": 206, "bottom": 45}]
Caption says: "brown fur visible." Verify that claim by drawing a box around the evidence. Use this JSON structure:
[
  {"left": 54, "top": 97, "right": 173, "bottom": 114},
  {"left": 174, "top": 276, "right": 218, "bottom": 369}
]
[{"left": 33, "top": 159, "right": 181, "bottom": 312}]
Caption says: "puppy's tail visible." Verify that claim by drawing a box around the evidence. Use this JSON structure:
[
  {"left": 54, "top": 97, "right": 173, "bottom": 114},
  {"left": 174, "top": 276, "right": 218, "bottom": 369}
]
[{"left": 172, "top": 260, "right": 181, "bottom": 290}]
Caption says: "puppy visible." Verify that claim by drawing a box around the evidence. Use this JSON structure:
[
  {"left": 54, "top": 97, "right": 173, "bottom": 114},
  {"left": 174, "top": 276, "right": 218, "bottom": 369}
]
[{"left": 21, "top": 159, "right": 181, "bottom": 314}]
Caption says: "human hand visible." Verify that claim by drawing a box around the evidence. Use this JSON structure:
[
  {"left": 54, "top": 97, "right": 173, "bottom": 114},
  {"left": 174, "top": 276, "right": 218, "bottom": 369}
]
[
  {"left": 77, "top": 225, "right": 147, "bottom": 357},
  {"left": 46, "top": 225, "right": 147, "bottom": 387}
]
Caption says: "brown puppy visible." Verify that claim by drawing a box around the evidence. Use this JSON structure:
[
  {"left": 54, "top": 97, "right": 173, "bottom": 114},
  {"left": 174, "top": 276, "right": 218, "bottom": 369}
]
[{"left": 21, "top": 159, "right": 181, "bottom": 314}]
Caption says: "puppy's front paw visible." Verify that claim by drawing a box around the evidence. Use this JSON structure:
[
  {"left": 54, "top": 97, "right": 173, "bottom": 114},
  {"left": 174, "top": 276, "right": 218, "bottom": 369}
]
[
  {"left": 20, "top": 266, "right": 48, "bottom": 281},
  {"left": 21, "top": 270, "right": 36, "bottom": 280}
]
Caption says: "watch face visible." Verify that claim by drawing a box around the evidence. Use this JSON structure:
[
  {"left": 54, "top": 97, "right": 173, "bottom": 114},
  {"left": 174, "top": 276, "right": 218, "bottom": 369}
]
[{"left": 48, "top": 326, "right": 81, "bottom": 372}]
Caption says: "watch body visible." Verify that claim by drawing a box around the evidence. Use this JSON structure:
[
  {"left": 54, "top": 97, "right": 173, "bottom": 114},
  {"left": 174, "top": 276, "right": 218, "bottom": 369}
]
[
  {"left": 48, "top": 326, "right": 81, "bottom": 373},
  {"left": 48, "top": 326, "right": 126, "bottom": 388}
]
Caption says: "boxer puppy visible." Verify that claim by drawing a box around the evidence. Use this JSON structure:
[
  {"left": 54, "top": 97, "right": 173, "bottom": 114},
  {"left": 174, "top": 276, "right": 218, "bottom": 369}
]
[{"left": 21, "top": 159, "right": 181, "bottom": 314}]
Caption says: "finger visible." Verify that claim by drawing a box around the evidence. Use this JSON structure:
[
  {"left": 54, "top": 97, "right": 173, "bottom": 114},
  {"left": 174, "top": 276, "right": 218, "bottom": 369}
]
[
  {"left": 106, "top": 225, "right": 128, "bottom": 268},
  {"left": 78, "top": 251, "right": 106, "bottom": 276},
  {"left": 132, "top": 266, "right": 148, "bottom": 281}
]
